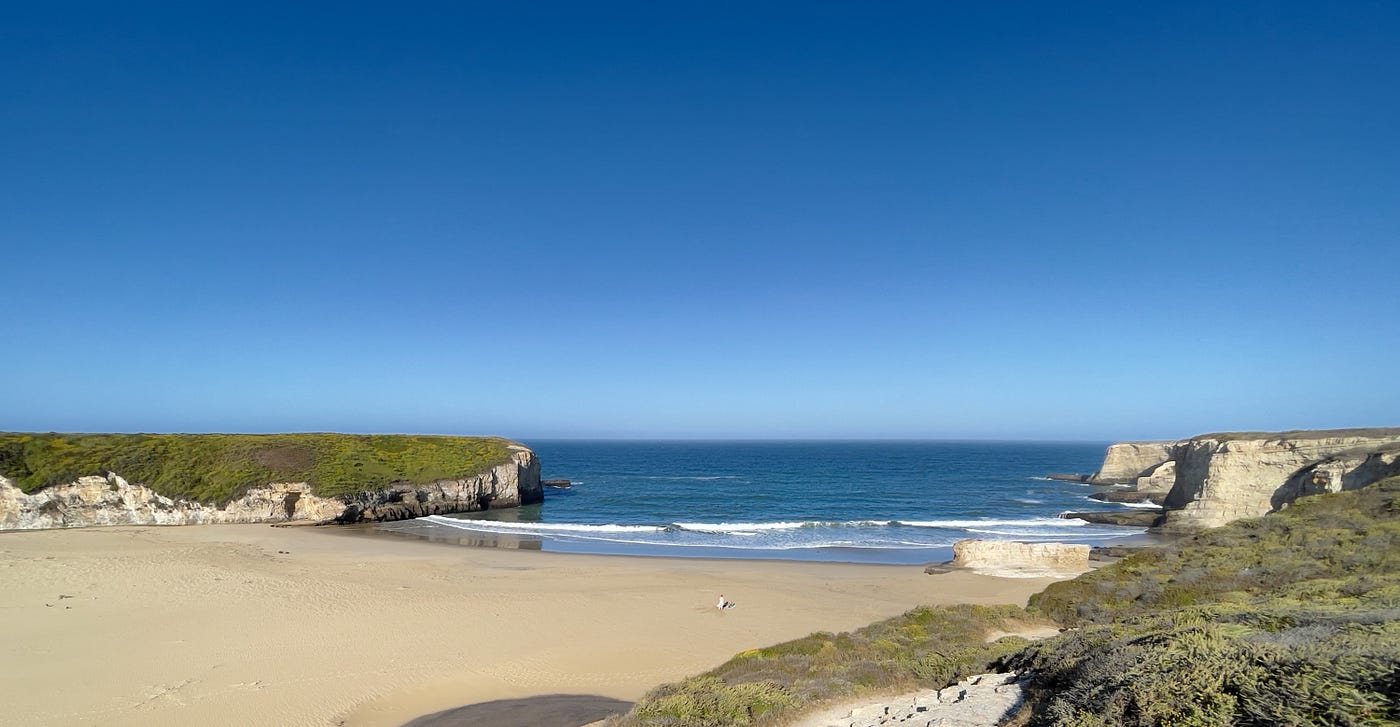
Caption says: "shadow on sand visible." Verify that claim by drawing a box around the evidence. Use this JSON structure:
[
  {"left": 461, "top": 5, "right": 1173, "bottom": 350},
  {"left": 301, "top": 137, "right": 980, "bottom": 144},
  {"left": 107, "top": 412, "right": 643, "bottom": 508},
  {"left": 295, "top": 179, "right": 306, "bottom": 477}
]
[{"left": 402, "top": 694, "right": 633, "bottom": 727}]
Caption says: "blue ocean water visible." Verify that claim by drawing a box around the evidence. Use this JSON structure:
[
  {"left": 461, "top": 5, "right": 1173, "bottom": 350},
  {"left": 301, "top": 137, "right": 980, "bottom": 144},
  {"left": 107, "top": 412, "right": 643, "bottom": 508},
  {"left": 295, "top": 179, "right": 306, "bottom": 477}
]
[{"left": 380, "top": 440, "right": 1150, "bottom": 564}]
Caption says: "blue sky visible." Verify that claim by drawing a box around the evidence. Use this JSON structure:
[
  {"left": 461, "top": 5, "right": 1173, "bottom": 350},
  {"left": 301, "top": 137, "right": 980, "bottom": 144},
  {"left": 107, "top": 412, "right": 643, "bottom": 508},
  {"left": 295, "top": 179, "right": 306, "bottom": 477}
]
[{"left": 3, "top": 1, "right": 1397, "bottom": 440}]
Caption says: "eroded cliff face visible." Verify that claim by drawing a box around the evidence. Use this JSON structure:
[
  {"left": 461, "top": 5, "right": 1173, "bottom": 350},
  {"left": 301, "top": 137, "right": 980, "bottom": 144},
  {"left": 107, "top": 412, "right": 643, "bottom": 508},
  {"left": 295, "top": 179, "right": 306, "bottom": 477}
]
[
  {"left": 1134, "top": 460, "right": 1177, "bottom": 495},
  {"left": 0, "top": 445, "right": 540, "bottom": 531},
  {"left": 1089, "top": 442, "right": 1173, "bottom": 485},
  {"left": 1160, "top": 433, "right": 1400, "bottom": 530}
]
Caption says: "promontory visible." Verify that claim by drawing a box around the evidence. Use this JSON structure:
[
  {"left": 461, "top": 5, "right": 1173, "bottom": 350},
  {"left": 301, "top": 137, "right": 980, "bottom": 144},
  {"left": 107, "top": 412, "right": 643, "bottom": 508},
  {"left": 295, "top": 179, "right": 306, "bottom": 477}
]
[
  {"left": 1072, "top": 427, "right": 1400, "bottom": 530},
  {"left": 0, "top": 432, "right": 541, "bottom": 530}
]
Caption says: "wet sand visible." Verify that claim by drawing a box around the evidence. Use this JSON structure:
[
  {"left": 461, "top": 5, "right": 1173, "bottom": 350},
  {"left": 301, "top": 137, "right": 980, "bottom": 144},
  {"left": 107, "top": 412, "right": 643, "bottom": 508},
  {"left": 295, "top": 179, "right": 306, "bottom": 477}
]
[{"left": 0, "top": 524, "right": 1060, "bottom": 727}]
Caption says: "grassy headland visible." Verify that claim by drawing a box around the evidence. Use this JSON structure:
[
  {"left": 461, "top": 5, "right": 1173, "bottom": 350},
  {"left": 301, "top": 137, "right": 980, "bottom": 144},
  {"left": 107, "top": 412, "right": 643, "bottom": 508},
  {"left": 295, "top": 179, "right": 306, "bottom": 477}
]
[
  {"left": 0, "top": 432, "right": 517, "bottom": 504},
  {"left": 1187, "top": 426, "right": 1400, "bottom": 442},
  {"left": 612, "top": 477, "right": 1400, "bottom": 726}
]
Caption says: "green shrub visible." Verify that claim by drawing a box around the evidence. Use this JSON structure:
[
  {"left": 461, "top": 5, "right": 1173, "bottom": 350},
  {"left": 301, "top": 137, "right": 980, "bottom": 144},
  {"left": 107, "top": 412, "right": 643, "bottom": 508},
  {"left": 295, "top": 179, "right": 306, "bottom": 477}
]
[
  {"left": 613, "top": 604, "right": 1046, "bottom": 727},
  {"left": 1009, "top": 477, "right": 1400, "bottom": 726},
  {"left": 1029, "top": 478, "right": 1400, "bottom": 626},
  {"left": 0, "top": 432, "right": 517, "bottom": 503}
]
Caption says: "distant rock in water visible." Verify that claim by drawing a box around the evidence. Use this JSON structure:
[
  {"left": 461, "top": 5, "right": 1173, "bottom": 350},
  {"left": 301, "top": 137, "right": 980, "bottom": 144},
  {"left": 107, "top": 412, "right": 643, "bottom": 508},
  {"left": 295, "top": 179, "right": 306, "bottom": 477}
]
[
  {"left": 541, "top": 478, "right": 572, "bottom": 488},
  {"left": 1061, "top": 509, "right": 1163, "bottom": 528},
  {"left": 1088, "top": 490, "right": 1167, "bottom": 506},
  {"left": 1045, "top": 473, "right": 1090, "bottom": 483}
]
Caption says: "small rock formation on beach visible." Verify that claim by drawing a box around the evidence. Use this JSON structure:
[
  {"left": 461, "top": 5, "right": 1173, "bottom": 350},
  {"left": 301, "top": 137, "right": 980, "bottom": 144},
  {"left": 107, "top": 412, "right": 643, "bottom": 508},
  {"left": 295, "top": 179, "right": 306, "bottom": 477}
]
[
  {"left": 1079, "top": 428, "right": 1400, "bottom": 531},
  {"left": 0, "top": 434, "right": 541, "bottom": 530},
  {"left": 949, "top": 539, "right": 1090, "bottom": 578}
]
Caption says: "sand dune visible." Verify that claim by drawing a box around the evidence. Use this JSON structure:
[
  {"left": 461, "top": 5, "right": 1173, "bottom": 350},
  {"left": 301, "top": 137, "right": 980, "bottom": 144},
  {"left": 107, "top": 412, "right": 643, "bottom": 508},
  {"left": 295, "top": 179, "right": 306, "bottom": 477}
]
[{"left": 0, "top": 524, "right": 1056, "bottom": 727}]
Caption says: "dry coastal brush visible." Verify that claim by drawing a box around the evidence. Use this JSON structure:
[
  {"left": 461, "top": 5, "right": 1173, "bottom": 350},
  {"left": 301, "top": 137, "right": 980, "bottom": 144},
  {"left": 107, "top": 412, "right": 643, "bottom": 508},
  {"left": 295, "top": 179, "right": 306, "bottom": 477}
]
[
  {"left": 614, "top": 478, "right": 1400, "bottom": 727},
  {"left": 613, "top": 603, "right": 1040, "bottom": 727},
  {"left": 0, "top": 432, "right": 516, "bottom": 504},
  {"left": 1007, "top": 476, "right": 1400, "bottom": 726}
]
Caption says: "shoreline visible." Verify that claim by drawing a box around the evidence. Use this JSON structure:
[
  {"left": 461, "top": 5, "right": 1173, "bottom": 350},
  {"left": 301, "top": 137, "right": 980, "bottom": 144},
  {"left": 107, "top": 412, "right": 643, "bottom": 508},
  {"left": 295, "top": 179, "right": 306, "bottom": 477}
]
[
  {"left": 0, "top": 524, "right": 1063, "bottom": 727},
  {"left": 344, "top": 519, "right": 965, "bottom": 566}
]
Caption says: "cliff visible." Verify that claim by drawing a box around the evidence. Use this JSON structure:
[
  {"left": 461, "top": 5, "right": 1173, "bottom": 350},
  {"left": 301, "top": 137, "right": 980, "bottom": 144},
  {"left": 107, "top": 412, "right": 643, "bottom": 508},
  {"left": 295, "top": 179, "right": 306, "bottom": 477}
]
[
  {"left": 1161, "top": 429, "right": 1400, "bottom": 529},
  {"left": 1087, "top": 441, "right": 1174, "bottom": 484},
  {"left": 0, "top": 433, "right": 541, "bottom": 530},
  {"left": 1084, "top": 428, "right": 1400, "bottom": 531}
]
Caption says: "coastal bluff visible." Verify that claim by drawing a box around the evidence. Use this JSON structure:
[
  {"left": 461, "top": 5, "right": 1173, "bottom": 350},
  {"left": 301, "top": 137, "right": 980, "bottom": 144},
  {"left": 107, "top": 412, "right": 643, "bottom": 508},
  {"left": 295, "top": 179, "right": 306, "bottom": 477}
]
[
  {"left": 0, "top": 433, "right": 541, "bottom": 530},
  {"left": 1082, "top": 428, "right": 1400, "bottom": 530}
]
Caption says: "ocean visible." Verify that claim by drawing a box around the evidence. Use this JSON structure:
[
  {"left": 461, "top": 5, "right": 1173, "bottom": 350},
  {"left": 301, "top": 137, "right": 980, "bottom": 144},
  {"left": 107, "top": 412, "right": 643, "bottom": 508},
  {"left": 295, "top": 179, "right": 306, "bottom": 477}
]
[{"left": 378, "top": 440, "right": 1149, "bottom": 564}]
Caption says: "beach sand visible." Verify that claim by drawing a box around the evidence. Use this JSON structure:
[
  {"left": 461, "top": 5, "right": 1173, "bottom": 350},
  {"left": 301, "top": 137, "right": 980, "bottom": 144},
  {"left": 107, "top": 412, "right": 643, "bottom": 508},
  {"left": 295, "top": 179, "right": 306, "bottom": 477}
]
[{"left": 0, "top": 524, "right": 1058, "bottom": 727}]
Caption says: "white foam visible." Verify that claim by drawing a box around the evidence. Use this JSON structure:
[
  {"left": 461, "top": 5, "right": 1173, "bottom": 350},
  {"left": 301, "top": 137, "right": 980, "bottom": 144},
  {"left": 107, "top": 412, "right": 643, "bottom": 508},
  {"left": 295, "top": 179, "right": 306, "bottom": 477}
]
[
  {"left": 965, "top": 528, "right": 1089, "bottom": 537},
  {"left": 674, "top": 521, "right": 809, "bottom": 533},
  {"left": 1117, "top": 500, "right": 1162, "bottom": 509},
  {"left": 899, "top": 518, "right": 1087, "bottom": 529},
  {"left": 421, "top": 516, "right": 665, "bottom": 534}
]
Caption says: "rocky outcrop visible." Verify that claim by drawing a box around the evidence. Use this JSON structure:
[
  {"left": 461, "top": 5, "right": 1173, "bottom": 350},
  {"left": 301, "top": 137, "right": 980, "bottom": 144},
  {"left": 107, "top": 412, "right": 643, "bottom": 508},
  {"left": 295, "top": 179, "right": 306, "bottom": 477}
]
[
  {"left": 0, "top": 445, "right": 540, "bottom": 531},
  {"left": 796, "top": 672, "right": 1028, "bottom": 727},
  {"left": 1088, "top": 489, "right": 1166, "bottom": 506},
  {"left": 0, "top": 475, "right": 345, "bottom": 529},
  {"left": 949, "top": 539, "right": 1090, "bottom": 578},
  {"left": 1161, "top": 432, "right": 1400, "bottom": 530},
  {"left": 1061, "top": 509, "right": 1163, "bottom": 527},
  {"left": 1134, "top": 460, "right": 1177, "bottom": 495},
  {"left": 1080, "top": 429, "right": 1400, "bottom": 531},
  {"left": 1088, "top": 442, "right": 1173, "bottom": 485}
]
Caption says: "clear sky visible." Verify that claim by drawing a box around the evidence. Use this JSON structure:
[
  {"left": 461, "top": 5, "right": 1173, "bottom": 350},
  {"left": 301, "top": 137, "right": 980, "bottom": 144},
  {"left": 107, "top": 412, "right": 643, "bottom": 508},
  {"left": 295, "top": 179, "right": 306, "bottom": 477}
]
[{"left": 3, "top": 1, "right": 1397, "bottom": 440}]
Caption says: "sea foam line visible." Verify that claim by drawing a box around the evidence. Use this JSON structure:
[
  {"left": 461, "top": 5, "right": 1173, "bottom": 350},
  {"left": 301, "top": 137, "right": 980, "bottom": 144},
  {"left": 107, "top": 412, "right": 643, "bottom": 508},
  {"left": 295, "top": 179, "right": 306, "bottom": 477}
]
[
  {"left": 420, "top": 516, "right": 666, "bottom": 533},
  {"left": 900, "top": 517, "right": 1087, "bottom": 529},
  {"left": 420, "top": 515, "right": 1094, "bottom": 536}
]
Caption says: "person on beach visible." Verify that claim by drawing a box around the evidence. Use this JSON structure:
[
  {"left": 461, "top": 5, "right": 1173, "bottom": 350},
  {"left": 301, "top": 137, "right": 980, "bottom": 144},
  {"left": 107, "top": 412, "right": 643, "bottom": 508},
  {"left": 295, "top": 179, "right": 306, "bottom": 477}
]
[{"left": 717, "top": 594, "right": 731, "bottom": 609}]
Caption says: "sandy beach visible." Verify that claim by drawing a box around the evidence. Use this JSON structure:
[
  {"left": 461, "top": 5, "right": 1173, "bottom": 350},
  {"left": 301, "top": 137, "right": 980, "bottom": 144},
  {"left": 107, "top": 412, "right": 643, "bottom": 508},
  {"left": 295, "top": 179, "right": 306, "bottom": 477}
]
[{"left": 0, "top": 524, "right": 1058, "bottom": 727}]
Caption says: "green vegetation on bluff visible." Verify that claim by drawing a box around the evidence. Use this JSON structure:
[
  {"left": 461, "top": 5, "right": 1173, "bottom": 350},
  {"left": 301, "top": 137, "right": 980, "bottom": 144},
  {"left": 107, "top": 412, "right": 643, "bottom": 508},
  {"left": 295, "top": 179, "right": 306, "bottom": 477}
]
[
  {"left": 0, "top": 432, "right": 517, "bottom": 504},
  {"left": 611, "top": 478, "right": 1400, "bottom": 727},
  {"left": 615, "top": 604, "right": 1045, "bottom": 726},
  {"left": 1009, "top": 476, "right": 1400, "bottom": 726},
  {"left": 1188, "top": 426, "right": 1400, "bottom": 442}
]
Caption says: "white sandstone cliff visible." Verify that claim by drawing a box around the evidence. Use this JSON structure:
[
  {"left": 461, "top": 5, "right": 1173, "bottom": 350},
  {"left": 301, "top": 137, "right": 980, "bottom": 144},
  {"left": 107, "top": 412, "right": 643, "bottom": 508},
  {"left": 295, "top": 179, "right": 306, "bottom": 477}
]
[
  {"left": 1160, "top": 432, "right": 1400, "bottom": 529},
  {"left": 1134, "top": 460, "right": 1177, "bottom": 495},
  {"left": 1089, "top": 442, "right": 1173, "bottom": 485}
]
